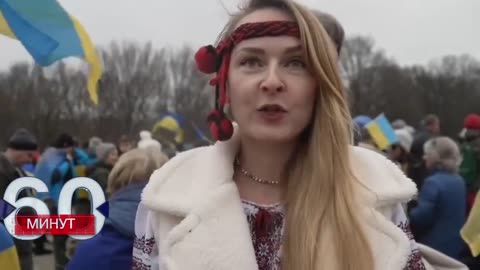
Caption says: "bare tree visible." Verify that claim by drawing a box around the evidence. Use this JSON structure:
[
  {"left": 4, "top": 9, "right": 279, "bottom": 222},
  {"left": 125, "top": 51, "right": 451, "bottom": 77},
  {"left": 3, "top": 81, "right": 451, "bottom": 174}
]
[
  {"left": 1, "top": 37, "right": 479, "bottom": 149},
  {"left": 167, "top": 46, "right": 212, "bottom": 143},
  {"left": 98, "top": 41, "right": 170, "bottom": 138},
  {"left": 340, "top": 36, "right": 391, "bottom": 83}
]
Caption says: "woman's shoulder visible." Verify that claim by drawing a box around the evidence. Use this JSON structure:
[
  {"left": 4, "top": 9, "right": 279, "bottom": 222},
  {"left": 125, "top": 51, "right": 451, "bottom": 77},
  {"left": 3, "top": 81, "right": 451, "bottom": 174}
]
[
  {"left": 140, "top": 145, "right": 215, "bottom": 208},
  {"left": 426, "top": 171, "right": 464, "bottom": 185},
  {"left": 68, "top": 225, "right": 133, "bottom": 269},
  {"left": 148, "top": 146, "right": 210, "bottom": 182},
  {"left": 350, "top": 146, "right": 418, "bottom": 206}
]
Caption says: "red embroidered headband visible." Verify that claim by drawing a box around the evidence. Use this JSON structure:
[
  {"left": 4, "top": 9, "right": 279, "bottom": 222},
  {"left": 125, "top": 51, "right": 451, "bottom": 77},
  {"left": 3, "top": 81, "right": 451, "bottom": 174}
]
[{"left": 195, "top": 20, "right": 300, "bottom": 141}]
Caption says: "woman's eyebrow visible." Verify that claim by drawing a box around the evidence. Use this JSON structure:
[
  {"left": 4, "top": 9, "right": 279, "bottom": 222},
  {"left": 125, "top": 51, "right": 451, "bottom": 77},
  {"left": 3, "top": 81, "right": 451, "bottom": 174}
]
[
  {"left": 236, "top": 47, "right": 266, "bottom": 55},
  {"left": 283, "top": 45, "right": 302, "bottom": 54}
]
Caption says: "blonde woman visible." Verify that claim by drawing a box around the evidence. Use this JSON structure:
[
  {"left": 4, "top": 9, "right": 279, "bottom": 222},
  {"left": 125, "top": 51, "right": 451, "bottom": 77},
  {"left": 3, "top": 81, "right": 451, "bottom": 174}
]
[
  {"left": 67, "top": 149, "right": 168, "bottom": 270},
  {"left": 133, "top": 0, "right": 425, "bottom": 269}
]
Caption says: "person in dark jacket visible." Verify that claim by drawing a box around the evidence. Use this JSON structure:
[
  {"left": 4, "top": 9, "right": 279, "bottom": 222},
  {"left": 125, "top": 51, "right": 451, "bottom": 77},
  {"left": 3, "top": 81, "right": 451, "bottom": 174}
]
[
  {"left": 458, "top": 113, "right": 480, "bottom": 212},
  {"left": 0, "top": 129, "right": 38, "bottom": 270},
  {"left": 410, "top": 114, "right": 441, "bottom": 189},
  {"left": 88, "top": 142, "right": 118, "bottom": 192},
  {"left": 34, "top": 133, "right": 85, "bottom": 270},
  {"left": 67, "top": 148, "right": 168, "bottom": 270},
  {"left": 409, "top": 136, "right": 467, "bottom": 260},
  {"left": 388, "top": 128, "right": 414, "bottom": 177}
]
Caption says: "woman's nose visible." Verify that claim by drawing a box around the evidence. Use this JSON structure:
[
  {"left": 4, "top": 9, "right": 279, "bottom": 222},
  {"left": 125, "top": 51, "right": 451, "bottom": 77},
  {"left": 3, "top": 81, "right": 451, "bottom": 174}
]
[{"left": 260, "top": 65, "right": 285, "bottom": 94}]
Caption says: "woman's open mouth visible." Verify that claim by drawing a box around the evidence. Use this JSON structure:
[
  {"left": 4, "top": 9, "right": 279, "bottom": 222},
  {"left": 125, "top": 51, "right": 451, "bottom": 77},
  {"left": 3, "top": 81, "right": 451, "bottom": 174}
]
[{"left": 257, "top": 104, "right": 287, "bottom": 121}]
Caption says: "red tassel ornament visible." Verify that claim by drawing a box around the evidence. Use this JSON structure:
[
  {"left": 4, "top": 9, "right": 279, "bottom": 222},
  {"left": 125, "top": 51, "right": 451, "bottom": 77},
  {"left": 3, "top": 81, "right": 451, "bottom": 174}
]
[{"left": 194, "top": 45, "right": 218, "bottom": 74}]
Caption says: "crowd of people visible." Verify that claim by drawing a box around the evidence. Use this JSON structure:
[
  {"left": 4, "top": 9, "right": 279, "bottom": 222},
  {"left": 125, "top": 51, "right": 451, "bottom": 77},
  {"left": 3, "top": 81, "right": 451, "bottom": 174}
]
[
  {"left": 1, "top": 0, "right": 479, "bottom": 269},
  {"left": 2, "top": 114, "right": 477, "bottom": 270},
  {"left": 0, "top": 129, "right": 169, "bottom": 270},
  {"left": 354, "top": 113, "right": 480, "bottom": 268}
]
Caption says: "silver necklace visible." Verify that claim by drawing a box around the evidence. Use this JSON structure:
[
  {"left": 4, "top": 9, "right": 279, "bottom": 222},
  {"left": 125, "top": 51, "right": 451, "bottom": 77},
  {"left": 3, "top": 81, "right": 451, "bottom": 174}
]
[{"left": 234, "top": 157, "right": 280, "bottom": 185}]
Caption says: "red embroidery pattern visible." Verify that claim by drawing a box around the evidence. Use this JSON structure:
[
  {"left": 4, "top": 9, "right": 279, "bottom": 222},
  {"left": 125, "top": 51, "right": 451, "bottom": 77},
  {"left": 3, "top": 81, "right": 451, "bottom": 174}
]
[
  {"left": 132, "top": 257, "right": 152, "bottom": 270},
  {"left": 243, "top": 201, "right": 284, "bottom": 270},
  {"left": 397, "top": 221, "right": 427, "bottom": 270},
  {"left": 133, "top": 235, "right": 156, "bottom": 255},
  {"left": 133, "top": 235, "right": 156, "bottom": 270},
  {"left": 243, "top": 203, "right": 426, "bottom": 270}
]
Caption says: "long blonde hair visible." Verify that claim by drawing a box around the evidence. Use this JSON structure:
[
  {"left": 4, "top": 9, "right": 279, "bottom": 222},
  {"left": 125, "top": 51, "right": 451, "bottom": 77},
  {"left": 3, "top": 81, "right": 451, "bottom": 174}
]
[
  {"left": 220, "top": 1, "right": 374, "bottom": 269},
  {"left": 107, "top": 148, "right": 168, "bottom": 195}
]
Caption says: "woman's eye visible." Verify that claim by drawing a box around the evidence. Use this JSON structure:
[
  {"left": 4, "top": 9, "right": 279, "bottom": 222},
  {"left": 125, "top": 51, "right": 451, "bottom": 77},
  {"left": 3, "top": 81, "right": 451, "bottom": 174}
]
[
  {"left": 239, "top": 57, "right": 263, "bottom": 68},
  {"left": 287, "top": 58, "right": 307, "bottom": 69}
]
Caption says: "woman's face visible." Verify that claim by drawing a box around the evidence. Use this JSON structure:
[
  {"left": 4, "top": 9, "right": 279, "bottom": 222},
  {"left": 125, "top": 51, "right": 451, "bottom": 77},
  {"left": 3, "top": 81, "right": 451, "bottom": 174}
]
[
  {"left": 228, "top": 8, "right": 317, "bottom": 143},
  {"left": 106, "top": 149, "right": 119, "bottom": 166},
  {"left": 387, "top": 144, "right": 402, "bottom": 161},
  {"left": 423, "top": 151, "right": 436, "bottom": 169},
  {"left": 119, "top": 142, "right": 133, "bottom": 154}
]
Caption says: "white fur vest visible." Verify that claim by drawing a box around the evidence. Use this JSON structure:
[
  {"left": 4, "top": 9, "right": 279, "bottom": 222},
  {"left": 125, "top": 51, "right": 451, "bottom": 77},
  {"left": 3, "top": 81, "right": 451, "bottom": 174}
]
[{"left": 140, "top": 130, "right": 418, "bottom": 270}]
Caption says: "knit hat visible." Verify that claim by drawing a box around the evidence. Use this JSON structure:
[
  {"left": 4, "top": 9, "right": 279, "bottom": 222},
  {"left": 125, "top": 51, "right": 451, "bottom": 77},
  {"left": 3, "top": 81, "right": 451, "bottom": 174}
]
[
  {"left": 464, "top": 114, "right": 480, "bottom": 130},
  {"left": 394, "top": 128, "right": 413, "bottom": 152},
  {"left": 95, "top": 143, "right": 117, "bottom": 162},
  {"left": 138, "top": 131, "right": 162, "bottom": 152},
  {"left": 392, "top": 119, "right": 407, "bottom": 129},
  {"left": 88, "top": 137, "right": 102, "bottom": 153},
  {"left": 8, "top": 128, "right": 37, "bottom": 151},
  {"left": 53, "top": 133, "right": 75, "bottom": 148},
  {"left": 353, "top": 115, "right": 372, "bottom": 129}
]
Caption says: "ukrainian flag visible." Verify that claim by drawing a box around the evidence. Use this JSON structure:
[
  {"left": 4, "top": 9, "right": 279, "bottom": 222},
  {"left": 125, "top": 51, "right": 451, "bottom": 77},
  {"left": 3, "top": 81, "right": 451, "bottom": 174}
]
[
  {"left": 0, "top": 0, "right": 102, "bottom": 104},
  {"left": 365, "top": 114, "right": 398, "bottom": 150},
  {"left": 0, "top": 223, "right": 20, "bottom": 270},
  {"left": 152, "top": 112, "right": 186, "bottom": 145}
]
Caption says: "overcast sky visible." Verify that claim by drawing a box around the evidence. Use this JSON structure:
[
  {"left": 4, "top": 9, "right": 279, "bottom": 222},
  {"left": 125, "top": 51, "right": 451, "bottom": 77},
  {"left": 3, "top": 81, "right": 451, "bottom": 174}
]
[{"left": 0, "top": 0, "right": 477, "bottom": 70}]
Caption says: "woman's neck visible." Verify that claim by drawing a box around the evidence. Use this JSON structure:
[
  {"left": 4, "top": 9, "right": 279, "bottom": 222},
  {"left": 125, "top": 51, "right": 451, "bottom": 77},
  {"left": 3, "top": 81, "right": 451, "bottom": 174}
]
[{"left": 234, "top": 138, "right": 297, "bottom": 205}]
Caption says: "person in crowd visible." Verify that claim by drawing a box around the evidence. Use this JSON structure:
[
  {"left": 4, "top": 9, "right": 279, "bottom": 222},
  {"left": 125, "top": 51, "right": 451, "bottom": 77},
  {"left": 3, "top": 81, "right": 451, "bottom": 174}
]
[
  {"left": 21, "top": 151, "right": 39, "bottom": 176},
  {"left": 413, "top": 114, "right": 441, "bottom": 151},
  {"left": 410, "top": 114, "right": 441, "bottom": 189},
  {"left": 393, "top": 119, "right": 407, "bottom": 130},
  {"left": 35, "top": 133, "right": 76, "bottom": 206},
  {"left": 388, "top": 128, "right": 414, "bottom": 177},
  {"left": 118, "top": 135, "right": 134, "bottom": 156},
  {"left": 0, "top": 129, "right": 38, "bottom": 270},
  {"left": 0, "top": 223, "right": 21, "bottom": 270},
  {"left": 11, "top": 141, "right": 49, "bottom": 258},
  {"left": 458, "top": 113, "right": 480, "bottom": 211},
  {"left": 352, "top": 115, "right": 383, "bottom": 153},
  {"left": 352, "top": 115, "right": 373, "bottom": 146},
  {"left": 34, "top": 133, "right": 81, "bottom": 270},
  {"left": 88, "top": 142, "right": 119, "bottom": 191},
  {"left": 138, "top": 130, "right": 162, "bottom": 152},
  {"left": 393, "top": 118, "right": 415, "bottom": 136},
  {"left": 357, "top": 128, "right": 383, "bottom": 154},
  {"left": 133, "top": 1, "right": 426, "bottom": 269},
  {"left": 409, "top": 137, "right": 467, "bottom": 260},
  {"left": 72, "top": 145, "right": 97, "bottom": 169},
  {"left": 86, "top": 136, "right": 102, "bottom": 160},
  {"left": 67, "top": 148, "right": 168, "bottom": 270},
  {"left": 0, "top": 129, "right": 37, "bottom": 197}
]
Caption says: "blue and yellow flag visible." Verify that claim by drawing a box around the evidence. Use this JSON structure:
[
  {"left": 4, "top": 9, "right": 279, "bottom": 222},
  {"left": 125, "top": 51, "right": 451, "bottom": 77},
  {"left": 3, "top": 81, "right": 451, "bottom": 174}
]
[
  {"left": 152, "top": 112, "right": 186, "bottom": 145},
  {"left": 0, "top": 223, "right": 20, "bottom": 270},
  {"left": 365, "top": 114, "right": 398, "bottom": 150},
  {"left": 0, "top": 0, "right": 102, "bottom": 104},
  {"left": 461, "top": 191, "right": 480, "bottom": 257}
]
